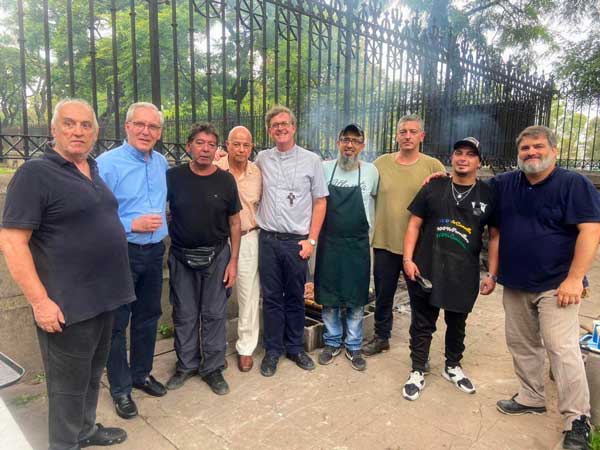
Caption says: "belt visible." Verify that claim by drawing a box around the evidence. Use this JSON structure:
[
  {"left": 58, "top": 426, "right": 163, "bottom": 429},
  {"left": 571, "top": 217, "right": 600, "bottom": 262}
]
[
  {"left": 241, "top": 227, "right": 259, "bottom": 236},
  {"left": 128, "top": 241, "right": 163, "bottom": 250},
  {"left": 260, "top": 229, "right": 308, "bottom": 241}
]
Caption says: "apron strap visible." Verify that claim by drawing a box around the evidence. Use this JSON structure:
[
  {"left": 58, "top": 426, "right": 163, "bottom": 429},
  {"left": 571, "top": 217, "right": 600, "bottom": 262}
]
[{"left": 329, "top": 161, "right": 361, "bottom": 186}]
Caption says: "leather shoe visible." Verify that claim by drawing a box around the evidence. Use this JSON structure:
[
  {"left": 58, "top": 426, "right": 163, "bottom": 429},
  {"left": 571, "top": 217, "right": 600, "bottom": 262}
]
[
  {"left": 260, "top": 355, "right": 279, "bottom": 377},
  {"left": 113, "top": 395, "right": 137, "bottom": 420},
  {"left": 287, "top": 351, "right": 315, "bottom": 371},
  {"left": 80, "top": 423, "right": 127, "bottom": 447},
  {"left": 166, "top": 369, "right": 198, "bottom": 390},
  {"left": 202, "top": 370, "right": 229, "bottom": 395},
  {"left": 238, "top": 354, "right": 253, "bottom": 372},
  {"left": 133, "top": 375, "right": 167, "bottom": 397}
]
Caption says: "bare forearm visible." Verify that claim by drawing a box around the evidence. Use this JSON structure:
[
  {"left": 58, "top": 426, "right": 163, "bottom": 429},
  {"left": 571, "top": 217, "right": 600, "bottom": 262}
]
[
  {"left": 568, "top": 223, "right": 600, "bottom": 281},
  {"left": 228, "top": 214, "right": 242, "bottom": 262},
  {"left": 1, "top": 238, "right": 47, "bottom": 305},
  {"left": 309, "top": 197, "right": 327, "bottom": 241},
  {"left": 487, "top": 227, "right": 499, "bottom": 276},
  {"left": 403, "top": 216, "right": 422, "bottom": 261}
]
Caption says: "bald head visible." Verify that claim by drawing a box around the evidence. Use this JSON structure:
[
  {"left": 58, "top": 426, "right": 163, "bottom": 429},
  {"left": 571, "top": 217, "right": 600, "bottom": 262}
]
[{"left": 226, "top": 126, "right": 254, "bottom": 165}]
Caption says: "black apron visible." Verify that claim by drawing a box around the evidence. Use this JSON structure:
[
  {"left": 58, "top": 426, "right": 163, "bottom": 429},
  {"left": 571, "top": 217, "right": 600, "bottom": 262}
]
[
  {"left": 314, "top": 163, "right": 371, "bottom": 307},
  {"left": 417, "top": 180, "right": 485, "bottom": 313}
]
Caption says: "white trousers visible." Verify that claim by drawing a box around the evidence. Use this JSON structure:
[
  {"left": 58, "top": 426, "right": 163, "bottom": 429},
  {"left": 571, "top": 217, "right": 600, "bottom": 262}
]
[{"left": 234, "top": 229, "right": 261, "bottom": 356}]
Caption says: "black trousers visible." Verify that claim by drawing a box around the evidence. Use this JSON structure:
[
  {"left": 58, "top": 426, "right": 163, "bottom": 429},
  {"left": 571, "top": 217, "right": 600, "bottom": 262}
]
[
  {"left": 407, "top": 279, "right": 468, "bottom": 372},
  {"left": 168, "top": 245, "right": 230, "bottom": 377},
  {"left": 37, "top": 311, "right": 114, "bottom": 450},
  {"left": 373, "top": 248, "right": 406, "bottom": 340}
]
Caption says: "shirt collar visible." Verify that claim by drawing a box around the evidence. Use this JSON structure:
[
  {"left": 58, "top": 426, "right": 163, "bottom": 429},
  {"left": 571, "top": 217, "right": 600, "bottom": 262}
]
[
  {"left": 44, "top": 145, "right": 97, "bottom": 170},
  {"left": 122, "top": 139, "right": 154, "bottom": 162},
  {"left": 218, "top": 155, "right": 257, "bottom": 175},
  {"left": 519, "top": 166, "right": 559, "bottom": 187}
]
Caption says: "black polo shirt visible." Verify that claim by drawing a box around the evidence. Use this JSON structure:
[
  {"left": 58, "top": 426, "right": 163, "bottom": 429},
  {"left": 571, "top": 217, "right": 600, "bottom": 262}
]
[{"left": 2, "top": 147, "right": 135, "bottom": 325}]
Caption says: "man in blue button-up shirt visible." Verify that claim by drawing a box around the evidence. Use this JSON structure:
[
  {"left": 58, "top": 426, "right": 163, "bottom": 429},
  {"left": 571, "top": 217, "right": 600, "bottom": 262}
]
[{"left": 97, "top": 102, "right": 169, "bottom": 420}]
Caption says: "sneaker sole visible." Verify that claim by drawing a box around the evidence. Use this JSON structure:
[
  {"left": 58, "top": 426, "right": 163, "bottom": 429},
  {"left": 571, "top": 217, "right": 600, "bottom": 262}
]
[
  {"left": 495, "top": 404, "right": 547, "bottom": 416},
  {"left": 441, "top": 371, "right": 476, "bottom": 394},
  {"left": 402, "top": 380, "right": 426, "bottom": 401}
]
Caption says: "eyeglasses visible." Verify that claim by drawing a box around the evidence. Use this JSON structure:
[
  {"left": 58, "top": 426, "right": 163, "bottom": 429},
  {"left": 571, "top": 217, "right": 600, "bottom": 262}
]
[
  {"left": 62, "top": 118, "right": 94, "bottom": 131},
  {"left": 270, "top": 121, "right": 293, "bottom": 129},
  {"left": 229, "top": 141, "right": 253, "bottom": 150},
  {"left": 339, "top": 137, "right": 364, "bottom": 145},
  {"left": 191, "top": 140, "right": 218, "bottom": 150},
  {"left": 129, "top": 121, "right": 162, "bottom": 133}
]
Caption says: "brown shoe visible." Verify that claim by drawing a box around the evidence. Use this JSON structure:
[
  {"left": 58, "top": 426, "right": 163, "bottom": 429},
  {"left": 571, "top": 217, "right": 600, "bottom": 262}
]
[{"left": 238, "top": 354, "right": 253, "bottom": 372}]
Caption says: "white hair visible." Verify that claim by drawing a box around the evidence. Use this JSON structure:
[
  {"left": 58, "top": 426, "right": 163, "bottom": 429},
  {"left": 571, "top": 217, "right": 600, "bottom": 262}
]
[{"left": 125, "top": 102, "right": 164, "bottom": 126}]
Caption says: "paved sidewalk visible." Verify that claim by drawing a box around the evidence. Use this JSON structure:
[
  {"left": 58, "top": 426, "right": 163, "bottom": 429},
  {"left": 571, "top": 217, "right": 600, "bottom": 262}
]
[{"left": 2, "top": 254, "right": 599, "bottom": 450}]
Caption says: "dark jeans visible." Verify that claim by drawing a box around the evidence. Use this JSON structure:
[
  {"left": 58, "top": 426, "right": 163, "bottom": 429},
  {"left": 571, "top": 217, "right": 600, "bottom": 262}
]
[
  {"left": 407, "top": 279, "right": 468, "bottom": 372},
  {"left": 373, "top": 248, "right": 406, "bottom": 340},
  {"left": 168, "top": 245, "right": 230, "bottom": 377},
  {"left": 37, "top": 311, "right": 114, "bottom": 450},
  {"left": 259, "top": 232, "right": 307, "bottom": 357},
  {"left": 107, "top": 241, "right": 164, "bottom": 398}
]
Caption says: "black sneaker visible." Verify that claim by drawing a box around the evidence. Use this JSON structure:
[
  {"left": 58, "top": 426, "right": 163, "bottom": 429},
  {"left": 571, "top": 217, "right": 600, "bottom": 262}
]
[
  {"left": 496, "top": 394, "right": 547, "bottom": 415},
  {"left": 345, "top": 349, "right": 367, "bottom": 371},
  {"left": 563, "top": 416, "right": 591, "bottom": 450},
  {"left": 402, "top": 370, "right": 425, "bottom": 401},
  {"left": 362, "top": 336, "right": 390, "bottom": 357},
  {"left": 287, "top": 351, "right": 316, "bottom": 371},
  {"left": 166, "top": 369, "right": 198, "bottom": 390},
  {"left": 260, "top": 355, "right": 279, "bottom": 377},
  {"left": 318, "top": 345, "right": 342, "bottom": 365},
  {"left": 80, "top": 423, "right": 127, "bottom": 447},
  {"left": 202, "top": 370, "right": 229, "bottom": 395},
  {"left": 113, "top": 394, "right": 137, "bottom": 420}
]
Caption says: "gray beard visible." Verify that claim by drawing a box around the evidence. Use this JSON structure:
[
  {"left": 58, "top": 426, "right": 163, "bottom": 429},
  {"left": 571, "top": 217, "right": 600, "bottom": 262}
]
[
  {"left": 517, "top": 154, "right": 555, "bottom": 174},
  {"left": 338, "top": 154, "right": 359, "bottom": 171}
]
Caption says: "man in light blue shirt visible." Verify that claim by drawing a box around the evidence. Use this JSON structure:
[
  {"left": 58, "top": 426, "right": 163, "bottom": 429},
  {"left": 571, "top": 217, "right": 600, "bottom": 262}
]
[{"left": 96, "top": 102, "right": 169, "bottom": 420}]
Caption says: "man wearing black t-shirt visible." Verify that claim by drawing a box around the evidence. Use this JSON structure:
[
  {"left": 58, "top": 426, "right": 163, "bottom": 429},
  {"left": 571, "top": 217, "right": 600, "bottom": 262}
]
[
  {"left": 401, "top": 137, "right": 499, "bottom": 402},
  {"left": 165, "top": 122, "right": 242, "bottom": 395},
  {"left": 1, "top": 99, "right": 134, "bottom": 449}
]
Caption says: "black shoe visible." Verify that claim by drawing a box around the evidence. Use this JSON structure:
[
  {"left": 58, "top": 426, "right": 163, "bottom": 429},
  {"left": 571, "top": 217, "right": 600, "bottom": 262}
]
[
  {"left": 202, "top": 370, "right": 230, "bottom": 395},
  {"left": 496, "top": 394, "right": 547, "bottom": 415},
  {"left": 113, "top": 395, "right": 137, "bottom": 419},
  {"left": 80, "top": 423, "right": 127, "bottom": 447},
  {"left": 260, "top": 355, "right": 279, "bottom": 377},
  {"left": 166, "top": 369, "right": 198, "bottom": 390},
  {"left": 345, "top": 349, "right": 367, "bottom": 371},
  {"left": 362, "top": 336, "right": 390, "bottom": 357},
  {"left": 133, "top": 375, "right": 167, "bottom": 397},
  {"left": 287, "top": 351, "right": 315, "bottom": 371},
  {"left": 318, "top": 345, "right": 342, "bottom": 365},
  {"left": 563, "top": 416, "right": 591, "bottom": 450}
]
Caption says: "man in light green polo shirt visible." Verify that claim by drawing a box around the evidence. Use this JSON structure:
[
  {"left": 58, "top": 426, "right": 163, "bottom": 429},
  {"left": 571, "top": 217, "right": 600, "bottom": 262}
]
[{"left": 364, "top": 113, "right": 445, "bottom": 357}]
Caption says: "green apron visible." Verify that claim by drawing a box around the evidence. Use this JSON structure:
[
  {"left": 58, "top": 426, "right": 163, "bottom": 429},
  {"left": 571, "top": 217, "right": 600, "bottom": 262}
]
[{"left": 314, "top": 163, "right": 371, "bottom": 307}]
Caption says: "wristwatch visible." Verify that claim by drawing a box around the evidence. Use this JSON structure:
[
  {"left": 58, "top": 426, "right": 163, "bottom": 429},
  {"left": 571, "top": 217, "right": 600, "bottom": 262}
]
[{"left": 308, "top": 239, "right": 316, "bottom": 246}]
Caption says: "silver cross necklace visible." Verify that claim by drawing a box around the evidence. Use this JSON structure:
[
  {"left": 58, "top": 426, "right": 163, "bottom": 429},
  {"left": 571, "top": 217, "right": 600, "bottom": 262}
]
[{"left": 451, "top": 181, "right": 476, "bottom": 205}]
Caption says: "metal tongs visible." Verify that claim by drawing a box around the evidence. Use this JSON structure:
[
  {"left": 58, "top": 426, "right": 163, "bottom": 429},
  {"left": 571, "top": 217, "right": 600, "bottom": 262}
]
[{"left": 415, "top": 274, "right": 433, "bottom": 293}]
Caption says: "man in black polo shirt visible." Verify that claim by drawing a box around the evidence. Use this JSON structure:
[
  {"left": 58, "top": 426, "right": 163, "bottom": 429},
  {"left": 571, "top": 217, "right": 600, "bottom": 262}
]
[
  {"left": 165, "top": 122, "right": 241, "bottom": 395},
  {"left": 492, "top": 126, "right": 600, "bottom": 450},
  {"left": 0, "top": 99, "right": 135, "bottom": 450}
]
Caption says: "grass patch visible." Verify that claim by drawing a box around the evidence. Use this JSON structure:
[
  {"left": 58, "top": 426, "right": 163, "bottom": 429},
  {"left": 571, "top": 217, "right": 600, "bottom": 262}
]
[
  {"left": 30, "top": 372, "right": 46, "bottom": 385},
  {"left": 11, "top": 393, "right": 45, "bottom": 407},
  {"left": 158, "top": 323, "right": 174, "bottom": 339},
  {"left": 592, "top": 428, "right": 600, "bottom": 450},
  {"left": 0, "top": 167, "right": 15, "bottom": 174}
]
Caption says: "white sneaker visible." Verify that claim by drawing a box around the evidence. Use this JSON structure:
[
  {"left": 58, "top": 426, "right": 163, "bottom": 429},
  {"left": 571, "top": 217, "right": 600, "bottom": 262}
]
[
  {"left": 442, "top": 365, "right": 476, "bottom": 394},
  {"left": 402, "top": 370, "right": 425, "bottom": 401}
]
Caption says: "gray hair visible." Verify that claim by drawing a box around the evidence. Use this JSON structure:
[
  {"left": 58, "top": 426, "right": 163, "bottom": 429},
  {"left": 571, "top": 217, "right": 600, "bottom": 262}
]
[
  {"left": 516, "top": 125, "right": 557, "bottom": 149},
  {"left": 265, "top": 104, "right": 297, "bottom": 130},
  {"left": 51, "top": 98, "right": 99, "bottom": 131},
  {"left": 125, "top": 102, "right": 164, "bottom": 127},
  {"left": 397, "top": 113, "right": 424, "bottom": 131}
]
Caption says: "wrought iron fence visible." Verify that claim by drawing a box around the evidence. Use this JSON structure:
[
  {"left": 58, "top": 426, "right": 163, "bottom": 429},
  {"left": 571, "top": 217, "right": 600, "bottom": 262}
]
[{"left": 0, "top": 0, "right": 554, "bottom": 167}]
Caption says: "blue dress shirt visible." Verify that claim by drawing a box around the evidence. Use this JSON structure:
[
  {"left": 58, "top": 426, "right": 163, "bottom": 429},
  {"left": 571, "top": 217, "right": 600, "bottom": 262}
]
[{"left": 96, "top": 140, "right": 169, "bottom": 244}]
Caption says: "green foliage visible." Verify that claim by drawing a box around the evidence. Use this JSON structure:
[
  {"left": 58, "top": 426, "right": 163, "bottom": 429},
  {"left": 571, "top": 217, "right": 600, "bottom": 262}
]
[
  {"left": 10, "top": 393, "right": 45, "bottom": 407},
  {"left": 158, "top": 323, "right": 174, "bottom": 339},
  {"left": 592, "top": 428, "right": 600, "bottom": 450},
  {"left": 557, "top": 31, "right": 600, "bottom": 99}
]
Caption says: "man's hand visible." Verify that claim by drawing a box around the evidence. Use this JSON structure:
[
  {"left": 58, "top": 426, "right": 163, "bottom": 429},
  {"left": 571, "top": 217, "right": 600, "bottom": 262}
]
[
  {"left": 223, "top": 260, "right": 237, "bottom": 288},
  {"left": 479, "top": 276, "right": 496, "bottom": 295},
  {"left": 214, "top": 149, "right": 227, "bottom": 161},
  {"left": 403, "top": 260, "right": 420, "bottom": 281},
  {"left": 422, "top": 171, "right": 449, "bottom": 186},
  {"left": 556, "top": 276, "right": 583, "bottom": 307},
  {"left": 298, "top": 240, "right": 314, "bottom": 259},
  {"left": 131, "top": 214, "right": 163, "bottom": 233},
  {"left": 32, "top": 297, "right": 65, "bottom": 333}
]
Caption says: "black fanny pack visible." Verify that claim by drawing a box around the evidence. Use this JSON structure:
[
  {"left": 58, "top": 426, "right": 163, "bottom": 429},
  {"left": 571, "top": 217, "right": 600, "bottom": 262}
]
[{"left": 172, "top": 241, "right": 224, "bottom": 270}]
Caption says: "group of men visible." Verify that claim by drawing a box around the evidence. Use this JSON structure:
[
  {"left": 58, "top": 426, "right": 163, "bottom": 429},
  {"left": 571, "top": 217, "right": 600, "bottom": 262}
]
[{"left": 1, "top": 98, "right": 598, "bottom": 450}]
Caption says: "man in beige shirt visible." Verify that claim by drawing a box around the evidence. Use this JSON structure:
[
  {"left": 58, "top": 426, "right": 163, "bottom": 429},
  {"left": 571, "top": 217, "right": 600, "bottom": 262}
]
[
  {"left": 216, "top": 126, "right": 262, "bottom": 371},
  {"left": 364, "top": 114, "right": 445, "bottom": 357}
]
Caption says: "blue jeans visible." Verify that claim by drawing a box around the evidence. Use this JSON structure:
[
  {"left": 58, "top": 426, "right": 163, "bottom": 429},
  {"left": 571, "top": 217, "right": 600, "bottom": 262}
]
[
  {"left": 259, "top": 232, "right": 307, "bottom": 357},
  {"left": 321, "top": 306, "right": 364, "bottom": 351},
  {"left": 107, "top": 241, "right": 164, "bottom": 398}
]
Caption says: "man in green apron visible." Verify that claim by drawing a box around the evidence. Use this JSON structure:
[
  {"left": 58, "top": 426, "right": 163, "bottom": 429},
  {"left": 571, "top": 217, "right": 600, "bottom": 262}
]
[
  {"left": 314, "top": 124, "right": 379, "bottom": 371},
  {"left": 401, "top": 137, "right": 499, "bottom": 400}
]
